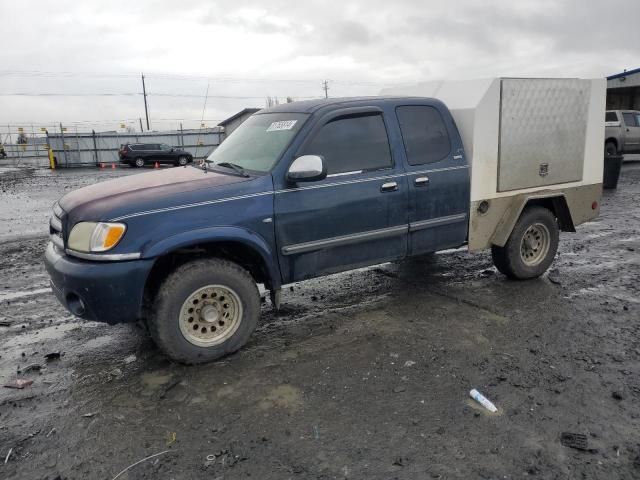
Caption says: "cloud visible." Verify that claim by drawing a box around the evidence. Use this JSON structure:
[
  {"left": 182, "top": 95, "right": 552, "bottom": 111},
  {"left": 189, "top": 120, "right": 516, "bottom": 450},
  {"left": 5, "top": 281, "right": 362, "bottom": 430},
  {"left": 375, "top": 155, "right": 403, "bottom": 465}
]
[{"left": 1, "top": 0, "right": 638, "bottom": 129}]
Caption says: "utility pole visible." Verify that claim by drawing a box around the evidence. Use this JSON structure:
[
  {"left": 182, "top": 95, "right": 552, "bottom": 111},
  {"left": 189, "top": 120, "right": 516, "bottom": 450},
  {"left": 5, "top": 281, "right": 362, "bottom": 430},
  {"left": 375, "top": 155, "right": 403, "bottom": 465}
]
[
  {"left": 139, "top": 118, "right": 143, "bottom": 133},
  {"left": 141, "top": 73, "right": 150, "bottom": 130},
  {"left": 322, "top": 80, "right": 329, "bottom": 99}
]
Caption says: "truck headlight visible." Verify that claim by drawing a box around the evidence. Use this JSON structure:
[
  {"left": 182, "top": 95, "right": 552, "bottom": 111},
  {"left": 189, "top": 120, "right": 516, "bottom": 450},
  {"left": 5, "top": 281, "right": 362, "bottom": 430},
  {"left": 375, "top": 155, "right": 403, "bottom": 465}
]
[{"left": 67, "top": 222, "right": 127, "bottom": 252}]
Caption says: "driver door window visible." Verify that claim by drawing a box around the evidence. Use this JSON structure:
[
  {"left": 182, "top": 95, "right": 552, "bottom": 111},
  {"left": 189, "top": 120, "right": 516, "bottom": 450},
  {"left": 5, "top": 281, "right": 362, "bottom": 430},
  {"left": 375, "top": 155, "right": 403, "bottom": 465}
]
[{"left": 301, "top": 113, "right": 392, "bottom": 175}]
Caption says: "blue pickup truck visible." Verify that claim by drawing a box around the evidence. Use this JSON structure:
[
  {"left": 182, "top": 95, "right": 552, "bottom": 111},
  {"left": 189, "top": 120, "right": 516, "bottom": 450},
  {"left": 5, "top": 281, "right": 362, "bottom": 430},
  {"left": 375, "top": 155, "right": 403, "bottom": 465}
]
[{"left": 45, "top": 92, "right": 602, "bottom": 363}]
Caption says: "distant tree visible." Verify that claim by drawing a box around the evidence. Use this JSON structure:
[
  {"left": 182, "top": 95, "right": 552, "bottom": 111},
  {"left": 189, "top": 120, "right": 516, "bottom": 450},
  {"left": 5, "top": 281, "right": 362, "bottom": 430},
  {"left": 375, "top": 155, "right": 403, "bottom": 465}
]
[
  {"left": 17, "top": 132, "right": 28, "bottom": 144},
  {"left": 124, "top": 125, "right": 136, "bottom": 134},
  {"left": 286, "top": 96, "right": 294, "bottom": 103}
]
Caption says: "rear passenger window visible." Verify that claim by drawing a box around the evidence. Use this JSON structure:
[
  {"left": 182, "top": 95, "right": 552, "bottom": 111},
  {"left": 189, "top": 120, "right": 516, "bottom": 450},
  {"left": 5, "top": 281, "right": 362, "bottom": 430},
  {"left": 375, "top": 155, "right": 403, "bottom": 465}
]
[
  {"left": 396, "top": 106, "right": 451, "bottom": 165},
  {"left": 622, "top": 113, "right": 638, "bottom": 127},
  {"left": 302, "top": 113, "right": 392, "bottom": 175},
  {"left": 605, "top": 112, "right": 618, "bottom": 122}
]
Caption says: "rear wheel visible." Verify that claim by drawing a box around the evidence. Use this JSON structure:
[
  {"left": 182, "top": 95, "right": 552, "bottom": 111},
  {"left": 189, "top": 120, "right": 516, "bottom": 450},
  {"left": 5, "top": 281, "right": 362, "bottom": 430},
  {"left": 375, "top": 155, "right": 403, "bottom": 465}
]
[
  {"left": 605, "top": 141, "right": 618, "bottom": 156},
  {"left": 491, "top": 206, "right": 559, "bottom": 280},
  {"left": 149, "top": 258, "right": 260, "bottom": 364},
  {"left": 134, "top": 157, "right": 145, "bottom": 168}
]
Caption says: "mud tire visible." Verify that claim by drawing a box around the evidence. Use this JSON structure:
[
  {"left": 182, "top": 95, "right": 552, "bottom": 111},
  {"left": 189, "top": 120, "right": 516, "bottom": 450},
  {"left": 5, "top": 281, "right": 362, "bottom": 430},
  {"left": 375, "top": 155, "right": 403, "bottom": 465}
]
[
  {"left": 491, "top": 206, "right": 559, "bottom": 280},
  {"left": 149, "top": 258, "right": 260, "bottom": 364}
]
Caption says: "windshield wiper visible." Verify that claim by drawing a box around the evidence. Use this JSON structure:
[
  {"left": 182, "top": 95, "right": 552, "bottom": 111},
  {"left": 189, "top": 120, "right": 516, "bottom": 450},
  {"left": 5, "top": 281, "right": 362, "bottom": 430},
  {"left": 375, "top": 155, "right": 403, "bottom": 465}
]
[{"left": 214, "top": 161, "right": 250, "bottom": 177}]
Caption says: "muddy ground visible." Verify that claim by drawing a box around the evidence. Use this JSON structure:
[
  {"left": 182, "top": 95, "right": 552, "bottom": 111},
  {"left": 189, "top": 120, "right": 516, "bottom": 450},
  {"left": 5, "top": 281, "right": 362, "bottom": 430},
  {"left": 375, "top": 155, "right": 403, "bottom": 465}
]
[{"left": 0, "top": 164, "right": 639, "bottom": 479}]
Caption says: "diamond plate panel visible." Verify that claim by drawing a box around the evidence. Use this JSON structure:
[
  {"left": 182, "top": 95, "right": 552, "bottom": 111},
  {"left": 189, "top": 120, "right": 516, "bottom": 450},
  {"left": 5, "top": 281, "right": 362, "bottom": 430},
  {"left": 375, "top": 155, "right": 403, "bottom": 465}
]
[{"left": 498, "top": 79, "right": 590, "bottom": 191}]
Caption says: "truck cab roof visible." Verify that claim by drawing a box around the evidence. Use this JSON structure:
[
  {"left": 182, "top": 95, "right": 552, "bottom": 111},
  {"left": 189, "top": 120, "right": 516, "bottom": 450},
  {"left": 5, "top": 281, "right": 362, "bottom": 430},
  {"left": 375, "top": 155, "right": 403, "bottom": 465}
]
[{"left": 259, "top": 96, "right": 437, "bottom": 115}]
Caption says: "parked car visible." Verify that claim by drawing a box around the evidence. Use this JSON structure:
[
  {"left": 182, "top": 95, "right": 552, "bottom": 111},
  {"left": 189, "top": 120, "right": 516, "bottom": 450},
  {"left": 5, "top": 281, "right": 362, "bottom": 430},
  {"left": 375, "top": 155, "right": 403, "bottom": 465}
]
[
  {"left": 118, "top": 143, "right": 193, "bottom": 167},
  {"left": 604, "top": 110, "right": 640, "bottom": 156},
  {"left": 45, "top": 78, "right": 604, "bottom": 364}
]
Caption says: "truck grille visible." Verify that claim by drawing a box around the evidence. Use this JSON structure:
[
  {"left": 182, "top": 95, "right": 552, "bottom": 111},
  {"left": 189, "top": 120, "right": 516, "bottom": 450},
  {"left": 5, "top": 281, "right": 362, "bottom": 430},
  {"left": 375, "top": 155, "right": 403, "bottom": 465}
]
[{"left": 50, "top": 203, "right": 64, "bottom": 250}]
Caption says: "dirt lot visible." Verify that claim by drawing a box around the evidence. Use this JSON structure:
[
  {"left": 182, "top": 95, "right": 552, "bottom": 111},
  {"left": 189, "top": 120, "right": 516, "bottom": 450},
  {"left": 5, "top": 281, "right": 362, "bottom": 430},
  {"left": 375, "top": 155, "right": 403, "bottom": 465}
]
[{"left": 0, "top": 164, "right": 639, "bottom": 479}]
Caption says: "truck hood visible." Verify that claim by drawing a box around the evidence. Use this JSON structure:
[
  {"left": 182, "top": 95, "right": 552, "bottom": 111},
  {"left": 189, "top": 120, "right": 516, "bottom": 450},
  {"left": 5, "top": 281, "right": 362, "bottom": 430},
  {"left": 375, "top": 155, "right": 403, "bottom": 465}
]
[{"left": 58, "top": 166, "right": 253, "bottom": 223}]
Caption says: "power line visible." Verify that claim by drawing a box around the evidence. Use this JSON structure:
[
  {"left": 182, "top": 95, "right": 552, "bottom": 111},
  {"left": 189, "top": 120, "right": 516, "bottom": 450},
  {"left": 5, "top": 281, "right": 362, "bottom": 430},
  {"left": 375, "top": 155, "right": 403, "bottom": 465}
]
[
  {"left": 0, "top": 70, "right": 139, "bottom": 79},
  {"left": 151, "top": 93, "right": 322, "bottom": 99},
  {"left": 0, "top": 118, "right": 222, "bottom": 125},
  {"left": 0, "top": 92, "right": 324, "bottom": 99},
  {"left": 0, "top": 69, "right": 394, "bottom": 86},
  {"left": 0, "top": 92, "right": 141, "bottom": 97}
]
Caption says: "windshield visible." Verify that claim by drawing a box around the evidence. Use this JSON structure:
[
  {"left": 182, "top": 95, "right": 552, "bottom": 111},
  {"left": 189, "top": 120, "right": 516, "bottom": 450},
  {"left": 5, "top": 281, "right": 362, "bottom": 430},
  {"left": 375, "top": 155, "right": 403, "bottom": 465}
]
[{"left": 207, "top": 113, "right": 309, "bottom": 173}]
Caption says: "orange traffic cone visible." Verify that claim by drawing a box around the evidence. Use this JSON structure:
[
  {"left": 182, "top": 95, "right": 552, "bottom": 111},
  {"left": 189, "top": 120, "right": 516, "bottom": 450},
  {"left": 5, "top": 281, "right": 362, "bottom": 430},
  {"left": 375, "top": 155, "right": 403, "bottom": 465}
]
[
  {"left": 111, "top": 163, "right": 116, "bottom": 169},
  {"left": 154, "top": 162, "right": 160, "bottom": 169}
]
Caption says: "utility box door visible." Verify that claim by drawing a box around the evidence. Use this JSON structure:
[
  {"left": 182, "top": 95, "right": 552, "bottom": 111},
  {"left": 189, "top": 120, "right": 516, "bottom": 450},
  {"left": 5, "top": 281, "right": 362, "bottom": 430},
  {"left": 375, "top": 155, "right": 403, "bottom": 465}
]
[{"left": 498, "top": 78, "right": 590, "bottom": 191}]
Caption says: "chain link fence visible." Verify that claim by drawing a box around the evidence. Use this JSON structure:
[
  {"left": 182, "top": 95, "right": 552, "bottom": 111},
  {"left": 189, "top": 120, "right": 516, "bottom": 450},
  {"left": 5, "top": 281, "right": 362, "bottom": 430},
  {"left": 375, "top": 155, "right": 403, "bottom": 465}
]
[{"left": 0, "top": 125, "right": 223, "bottom": 168}]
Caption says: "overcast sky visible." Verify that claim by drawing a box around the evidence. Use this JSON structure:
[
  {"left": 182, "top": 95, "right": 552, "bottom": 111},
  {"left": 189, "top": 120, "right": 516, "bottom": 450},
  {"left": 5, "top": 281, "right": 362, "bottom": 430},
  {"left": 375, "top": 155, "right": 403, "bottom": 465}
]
[{"left": 1, "top": 0, "right": 638, "bottom": 133}]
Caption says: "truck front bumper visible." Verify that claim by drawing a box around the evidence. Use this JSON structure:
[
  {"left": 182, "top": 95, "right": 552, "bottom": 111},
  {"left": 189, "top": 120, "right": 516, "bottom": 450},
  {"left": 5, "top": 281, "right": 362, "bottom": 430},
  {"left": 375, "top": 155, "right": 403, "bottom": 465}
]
[{"left": 44, "top": 242, "right": 155, "bottom": 324}]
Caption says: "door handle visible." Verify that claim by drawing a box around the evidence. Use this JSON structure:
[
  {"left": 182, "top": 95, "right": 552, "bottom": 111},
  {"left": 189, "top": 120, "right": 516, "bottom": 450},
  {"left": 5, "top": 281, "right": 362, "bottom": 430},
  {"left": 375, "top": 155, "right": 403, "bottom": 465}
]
[
  {"left": 414, "top": 176, "right": 430, "bottom": 187},
  {"left": 380, "top": 182, "right": 398, "bottom": 192}
]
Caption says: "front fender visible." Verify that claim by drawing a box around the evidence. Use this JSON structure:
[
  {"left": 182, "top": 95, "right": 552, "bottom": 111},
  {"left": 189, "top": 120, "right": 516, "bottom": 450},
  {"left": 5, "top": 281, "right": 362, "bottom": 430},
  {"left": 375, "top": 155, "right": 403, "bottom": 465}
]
[{"left": 141, "top": 226, "right": 281, "bottom": 288}]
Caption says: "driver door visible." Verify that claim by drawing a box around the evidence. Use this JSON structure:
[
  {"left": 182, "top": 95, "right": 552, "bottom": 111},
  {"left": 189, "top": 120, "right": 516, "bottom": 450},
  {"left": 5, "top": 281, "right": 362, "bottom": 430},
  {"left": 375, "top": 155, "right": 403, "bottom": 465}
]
[
  {"left": 624, "top": 113, "right": 640, "bottom": 152},
  {"left": 274, "top": 108, "right": 408, "bottom": 283},
  {"left": 158, "top": 144, "right": 173, "bottom": 163}
]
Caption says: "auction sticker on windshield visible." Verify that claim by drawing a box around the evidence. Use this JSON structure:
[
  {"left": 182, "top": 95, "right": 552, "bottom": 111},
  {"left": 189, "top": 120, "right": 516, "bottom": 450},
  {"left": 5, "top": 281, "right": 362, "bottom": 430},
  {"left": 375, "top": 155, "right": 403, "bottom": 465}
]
[{"left": 266, "top": 120, "right": 298, "bottom": 132}]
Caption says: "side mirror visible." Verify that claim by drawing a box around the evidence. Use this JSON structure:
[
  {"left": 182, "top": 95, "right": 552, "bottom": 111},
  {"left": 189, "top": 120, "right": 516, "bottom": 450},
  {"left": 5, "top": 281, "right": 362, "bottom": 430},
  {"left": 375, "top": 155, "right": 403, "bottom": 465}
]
[{"left": 287, "top": 155, "right": 327, "bottom": 182}]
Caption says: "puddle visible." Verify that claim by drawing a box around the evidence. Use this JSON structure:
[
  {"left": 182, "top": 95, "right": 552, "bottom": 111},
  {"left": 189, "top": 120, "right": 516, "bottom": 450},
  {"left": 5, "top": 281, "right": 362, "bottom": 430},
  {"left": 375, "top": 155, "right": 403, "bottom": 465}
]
[
  {"left": 618, "top": 236, "right": 640, "bottom": 243},
  {"left": 0, "top": 287, "right": 51, "bottom": 303},
  {"left": 1, "top": 322, "right": 81, "bottom": 349},
  {"left": 83, "top": 335, "right": 117, "bottom": 351},
  {"left": 258, "top": 384, "right": 303, "bottom": 410},
  {"left": 583, "top": 231, "right": 615, "bottom": 240},
  {"left": 0, "top": 321, "right": 84, "bottom": 383},
  {"left": 141, "top": 371, "right": 174, "bottom": 389},
  {"left": 480, "top": 311, "right": 510, "bottom": 325},
  {"left": 569, "top": 284, "right": 640, "bottom": 304}
]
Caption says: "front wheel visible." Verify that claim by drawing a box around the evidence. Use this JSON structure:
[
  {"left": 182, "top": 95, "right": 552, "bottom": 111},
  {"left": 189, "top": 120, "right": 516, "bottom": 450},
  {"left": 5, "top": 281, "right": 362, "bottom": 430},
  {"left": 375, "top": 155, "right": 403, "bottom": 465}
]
[
  {"left": 134, "top": 157, "right": 145, "bottom": 168},
  {"left": 491, "top": 206, "right": 559, "bottom": 280},
  {"left": 177, "top": 156, "right": 188, "bottom": 166},
  {"left": 149, "top": 258, "right": 260, "bottom": 364}
]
